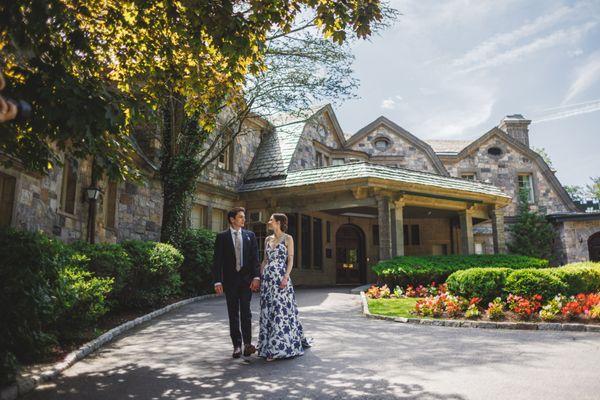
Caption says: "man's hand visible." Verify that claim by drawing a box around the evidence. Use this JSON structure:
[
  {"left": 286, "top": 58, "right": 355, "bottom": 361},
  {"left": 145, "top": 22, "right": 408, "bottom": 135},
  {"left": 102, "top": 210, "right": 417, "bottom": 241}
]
[
  {"left": 214, "top": 283, "right": 224, "bottom": 296},
  {"left": 250, "top": 278, "right": 260, "bottom": 292}
]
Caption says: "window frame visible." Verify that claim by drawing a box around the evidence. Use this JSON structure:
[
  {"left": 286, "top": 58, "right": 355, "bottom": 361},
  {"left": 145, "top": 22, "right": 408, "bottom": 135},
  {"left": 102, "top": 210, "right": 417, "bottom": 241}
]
[
  {"left": 60, "top": 158, "right": 78, "bottom": 216},
  {"left": 517, "top": 173, "right": 535, "bottom": 203}
]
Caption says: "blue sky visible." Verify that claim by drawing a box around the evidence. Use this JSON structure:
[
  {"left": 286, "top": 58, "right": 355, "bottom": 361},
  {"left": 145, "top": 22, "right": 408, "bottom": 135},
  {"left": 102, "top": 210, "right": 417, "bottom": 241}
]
[{"left": 334, "top": 0, "right": 600, "bottom": 187}]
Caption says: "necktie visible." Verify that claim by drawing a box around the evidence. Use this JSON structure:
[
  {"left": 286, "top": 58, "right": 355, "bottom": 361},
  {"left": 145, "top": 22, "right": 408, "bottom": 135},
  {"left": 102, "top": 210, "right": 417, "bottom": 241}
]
[{"left": 234, "top": 231, "right": 242, "bottom": 272}]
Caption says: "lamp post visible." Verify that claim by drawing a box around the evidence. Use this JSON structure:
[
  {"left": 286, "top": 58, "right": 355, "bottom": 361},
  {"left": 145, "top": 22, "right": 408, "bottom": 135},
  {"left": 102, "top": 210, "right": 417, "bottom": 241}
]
[{"left": 86, "top": 185, "right": 101, "bottom": 244}]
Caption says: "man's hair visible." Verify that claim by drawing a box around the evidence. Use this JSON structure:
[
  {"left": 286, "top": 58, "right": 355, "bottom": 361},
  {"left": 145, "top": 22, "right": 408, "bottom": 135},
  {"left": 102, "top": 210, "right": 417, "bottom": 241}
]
[{"left": 227, "top": 207, "right": 246, "bottom": 224}]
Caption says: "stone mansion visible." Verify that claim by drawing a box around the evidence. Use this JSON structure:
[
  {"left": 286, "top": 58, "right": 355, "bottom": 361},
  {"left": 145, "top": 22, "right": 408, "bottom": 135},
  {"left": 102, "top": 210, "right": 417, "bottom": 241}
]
[{"left": 1, "top": 105, "right": 599, "bottom": 285}]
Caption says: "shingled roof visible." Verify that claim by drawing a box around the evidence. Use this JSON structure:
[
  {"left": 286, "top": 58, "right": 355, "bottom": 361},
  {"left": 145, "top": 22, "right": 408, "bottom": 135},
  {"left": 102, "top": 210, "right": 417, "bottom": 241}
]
[
  {"left": 426, "top": 139, "right": 471, "bottom": 155},
  {"left": 239, "top": 162, "right": 510, "bottom": 200}
]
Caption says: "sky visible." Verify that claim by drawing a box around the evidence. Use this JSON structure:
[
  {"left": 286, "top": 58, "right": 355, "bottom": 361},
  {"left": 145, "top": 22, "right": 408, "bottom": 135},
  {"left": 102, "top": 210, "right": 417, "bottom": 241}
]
[{"left": 334, "top": 0, "right": 600, "bottom": 187}]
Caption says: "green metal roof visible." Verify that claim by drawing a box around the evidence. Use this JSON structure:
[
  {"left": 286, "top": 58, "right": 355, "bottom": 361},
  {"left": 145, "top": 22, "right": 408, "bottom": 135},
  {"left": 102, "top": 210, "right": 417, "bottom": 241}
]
[{"left": 239, "top": 162, "right": 510, "bottom": 199}]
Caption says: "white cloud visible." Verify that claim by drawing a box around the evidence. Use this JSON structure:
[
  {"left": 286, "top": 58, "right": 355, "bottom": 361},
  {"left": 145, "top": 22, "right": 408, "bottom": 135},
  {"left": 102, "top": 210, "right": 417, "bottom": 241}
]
[
  {"left": 453, "top": 6, "right": 573, "bottom": 69},
  {"left": 381, "top": 98, "right": 397, "bottom": 109},
  {"left": 533, "top": 99, "right": 600, "bottom": 123},
  {"left": 563, "top": 52, "right": 600, "bottom": 103},
  {"left": 459, "top": 22, "right": 597, "bottom": 73},
  {"left": 569, "top": 48, "right": 584, "bottom": 58}
]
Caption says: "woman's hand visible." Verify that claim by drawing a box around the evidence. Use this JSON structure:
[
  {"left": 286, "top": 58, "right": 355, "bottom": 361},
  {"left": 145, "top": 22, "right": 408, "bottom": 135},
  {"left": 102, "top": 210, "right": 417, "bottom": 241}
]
[{"left": 279, "top": 275, "right": 289, "bottom": 288}]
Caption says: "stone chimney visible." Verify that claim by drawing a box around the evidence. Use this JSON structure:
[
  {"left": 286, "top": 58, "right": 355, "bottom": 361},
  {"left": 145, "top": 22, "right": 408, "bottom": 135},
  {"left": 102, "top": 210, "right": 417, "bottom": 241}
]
[{"left": 498, "top": 114, "right": 531, "bottom": 147}]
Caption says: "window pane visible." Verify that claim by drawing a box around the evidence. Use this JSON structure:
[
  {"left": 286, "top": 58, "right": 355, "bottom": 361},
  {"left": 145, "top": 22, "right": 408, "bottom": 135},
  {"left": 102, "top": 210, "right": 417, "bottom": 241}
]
[
  {"left": 462, "top": 174, "right": 475, "bottom": 180},
  {"left": 287, "top": 213, "right": 298, "bottom": 268},
  {"left": 326, "top": 221, "right": 331, "bottom": 243},
  {"left": 251, "top": 222, "right": 267, "bottom": 262},
  {"left": 61, "top": 160, "right": 77, "bottom": 214},
  {"left": 316, "top": 152, "right": 323, "bottom": 167},
  {"left": 301, "top": 214, "right": 311, "bottom": 269},
  {"left": 105, "top": 180, "right": 118, "bottom": 228},
  {"left": 313, "top": 218, "right": 323, "bottom": 269},
  {"left": 332, "top": 158, "right": 345, "bottom": 166},
  {"left": 191, "top": 204, "right": 206, "bottom": 229},
  {"left": 372, "top": 224, "right": 380, "bottom": 245},
  {"left": 411, "top": 225, "right": 421, "bottom": 246},
  {"left": 403, "top": 224, "right": 409, "bottom": 245}
]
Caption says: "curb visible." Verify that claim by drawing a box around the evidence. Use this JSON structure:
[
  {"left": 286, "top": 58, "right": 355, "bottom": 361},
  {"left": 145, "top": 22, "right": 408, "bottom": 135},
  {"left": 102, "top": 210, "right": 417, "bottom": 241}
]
[
  {"left": 360, "top": 292, "right": 600, "bottom": 333},
  {"left": 1, "top": 294, "right": 218, "bottom": 400}
]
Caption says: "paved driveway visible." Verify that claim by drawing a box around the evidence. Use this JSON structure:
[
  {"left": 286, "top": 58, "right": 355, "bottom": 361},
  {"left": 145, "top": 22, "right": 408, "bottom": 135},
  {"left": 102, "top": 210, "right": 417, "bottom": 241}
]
[{"left": 26, "top": 288, "right": 600, "bottom": 399}]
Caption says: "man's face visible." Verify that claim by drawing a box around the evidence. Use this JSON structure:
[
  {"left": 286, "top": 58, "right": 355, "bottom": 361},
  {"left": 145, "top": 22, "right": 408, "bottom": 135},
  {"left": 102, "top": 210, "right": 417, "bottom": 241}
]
[{"left": 230, "top": 211, "right": 245, "bottom": 229}]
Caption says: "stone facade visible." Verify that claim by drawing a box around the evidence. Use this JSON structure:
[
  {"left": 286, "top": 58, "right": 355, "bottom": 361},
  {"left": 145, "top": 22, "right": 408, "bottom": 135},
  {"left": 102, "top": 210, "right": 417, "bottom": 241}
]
[
  {"left": 552, "top": 219, "right": 600, "bottom": 264},
  {"left": 288, "top": 113, "right": 344, "bottom": 171}
]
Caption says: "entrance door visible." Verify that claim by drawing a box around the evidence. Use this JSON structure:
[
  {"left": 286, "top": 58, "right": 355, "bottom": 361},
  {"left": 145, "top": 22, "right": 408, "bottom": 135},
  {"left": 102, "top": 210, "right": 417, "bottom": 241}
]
[
  {"left": 589, "top": 232, "right": 600, "bottom": 262},
  {"left": 335, "top": 224, "right": 366, "bottom": 285}
]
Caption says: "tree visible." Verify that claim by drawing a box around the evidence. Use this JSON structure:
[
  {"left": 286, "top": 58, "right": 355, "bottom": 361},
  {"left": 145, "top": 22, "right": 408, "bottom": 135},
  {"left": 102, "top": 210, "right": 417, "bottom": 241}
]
[
  {"left": 533, "top": 147, "right": 553, "bottom": 169},
  {"left": 564, "top": 185, "right": 586, "bottom": 202},
  {"left": 508, "top": 190, "right": 556, "bottom": 260},
  {"left": 586, "top": 176, "right": 600, "bottom": 202}
]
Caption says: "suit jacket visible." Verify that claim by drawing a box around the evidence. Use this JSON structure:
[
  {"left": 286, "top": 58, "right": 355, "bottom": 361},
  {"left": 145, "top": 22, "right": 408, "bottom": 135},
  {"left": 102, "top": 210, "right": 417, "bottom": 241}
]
[{"left": 212, "top": 228, "right": 260, "bottom": 289}]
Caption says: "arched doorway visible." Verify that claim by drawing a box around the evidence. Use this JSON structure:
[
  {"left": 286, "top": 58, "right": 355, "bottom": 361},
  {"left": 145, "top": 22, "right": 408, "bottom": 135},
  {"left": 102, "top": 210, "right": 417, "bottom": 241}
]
[
  {"left": 589, "top": 232, "right": 600, "bottom": 262},
  {"left": 335, "top": 224, "right": 366, "bottom": 285}
]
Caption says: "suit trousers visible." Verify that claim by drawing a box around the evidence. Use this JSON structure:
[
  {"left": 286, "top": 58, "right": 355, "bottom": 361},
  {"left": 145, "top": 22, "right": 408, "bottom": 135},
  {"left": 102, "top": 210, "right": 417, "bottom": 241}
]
[{"left": 225, "top": 282, "right": 253, "bottom": 348}]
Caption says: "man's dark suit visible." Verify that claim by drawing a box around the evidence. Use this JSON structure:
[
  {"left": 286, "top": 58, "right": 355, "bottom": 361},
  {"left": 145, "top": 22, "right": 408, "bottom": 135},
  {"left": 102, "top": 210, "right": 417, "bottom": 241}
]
[{"left": 212, "top": 228, "right": 260, "bottom": 348}]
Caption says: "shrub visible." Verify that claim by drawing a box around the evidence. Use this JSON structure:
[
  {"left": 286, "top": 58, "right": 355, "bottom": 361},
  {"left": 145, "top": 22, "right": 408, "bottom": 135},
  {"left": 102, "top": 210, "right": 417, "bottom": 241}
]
[
  {"left": 52, "top": 256, "right": 113, "bottom": 341},
  {"left": 446, "top": 268, "right": 511, "bottom": 304},
  {"left": 176, "top": 228, "right": 216, "bottom": 295},
  {"left": 486, "top": 297, "right": 506, "bottom": 321},
  {"left": 0, "top": 229, "right": 67, "bottom": 385},
  {"left": 70, "top": 241, "right": 133, "bottom": 308},
  {"left": 121, "top": 240, "right": 184, "bottom": 308},
  {"left": 551, "top": 263, "right": 600, "bottom": 296},
  {"left": 373, "top": 254, "right": 548, "bottom": 288},
  {"left": 505, "top": 269, "right": 568, "bottom": 301}
]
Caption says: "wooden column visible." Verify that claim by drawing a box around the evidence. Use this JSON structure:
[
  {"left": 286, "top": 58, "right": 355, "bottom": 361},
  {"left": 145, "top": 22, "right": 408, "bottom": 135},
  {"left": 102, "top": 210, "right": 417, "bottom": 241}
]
[
  {"left": 491, "top": 207, "right": 507, "bottom": 254},
  {"left": 459, "top": 210, "right": 474, "bottom": 255},
  {"left": 376, "top": 195, "right": 392, "bottom": 260}
]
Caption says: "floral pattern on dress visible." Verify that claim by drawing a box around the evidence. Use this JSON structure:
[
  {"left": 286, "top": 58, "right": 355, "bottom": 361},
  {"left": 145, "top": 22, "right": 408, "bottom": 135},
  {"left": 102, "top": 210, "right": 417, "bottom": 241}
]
[{"left": 258, "top": 235, "right": 305, "bottom": 360}]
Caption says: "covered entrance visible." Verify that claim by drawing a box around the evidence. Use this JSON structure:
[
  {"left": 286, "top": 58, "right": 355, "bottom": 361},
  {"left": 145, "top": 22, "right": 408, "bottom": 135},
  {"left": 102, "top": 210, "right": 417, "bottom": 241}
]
[
  {"left": 589, "top": 232, "right": 600, "bottom": 262},
  {"left": 335, "top": 224, "right": 366, "bottom": 285}
]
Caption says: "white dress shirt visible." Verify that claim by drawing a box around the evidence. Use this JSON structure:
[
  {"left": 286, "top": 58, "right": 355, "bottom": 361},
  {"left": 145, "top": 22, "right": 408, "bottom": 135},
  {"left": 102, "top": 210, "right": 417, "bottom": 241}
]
[{"left": 214, "top": 227, "right": 260, "bottom": 286}]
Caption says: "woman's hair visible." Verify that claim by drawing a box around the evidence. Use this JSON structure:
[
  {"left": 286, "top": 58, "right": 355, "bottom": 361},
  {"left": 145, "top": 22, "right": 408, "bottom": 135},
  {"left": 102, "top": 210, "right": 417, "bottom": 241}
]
[{"left": 272, "top": 213, "right": 288, "bottom": 232}]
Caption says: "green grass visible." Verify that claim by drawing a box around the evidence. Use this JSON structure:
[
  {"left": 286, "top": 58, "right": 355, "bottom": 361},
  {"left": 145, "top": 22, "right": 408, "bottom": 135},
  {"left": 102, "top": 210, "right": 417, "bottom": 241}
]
[{"left": 367, "top": 297, "right": 419, "bottom": 318}]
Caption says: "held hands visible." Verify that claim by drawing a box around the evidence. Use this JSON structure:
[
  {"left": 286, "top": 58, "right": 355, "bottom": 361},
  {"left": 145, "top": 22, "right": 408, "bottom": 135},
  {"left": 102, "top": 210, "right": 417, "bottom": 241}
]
[
  {"left": 250, "top": 279, "right": 260, "bottom": 292},
  {"left": 279, "top": 275, "right": 289, "bottom": 289},
  {"left": 214, "top": 283, "right": 224, "bottom": 296}
]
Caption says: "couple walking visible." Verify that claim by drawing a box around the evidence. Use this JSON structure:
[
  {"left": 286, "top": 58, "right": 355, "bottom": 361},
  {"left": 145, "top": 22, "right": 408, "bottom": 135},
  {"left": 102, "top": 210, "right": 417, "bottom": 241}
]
[{"left": 212, "top": 207, "right": 309, "bottom": 361}]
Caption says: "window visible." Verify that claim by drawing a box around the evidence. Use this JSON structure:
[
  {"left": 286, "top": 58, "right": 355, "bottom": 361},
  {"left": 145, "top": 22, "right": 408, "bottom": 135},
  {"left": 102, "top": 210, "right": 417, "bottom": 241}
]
[
  {"left": 324, "top": 155, "right": 330, "bottom": 166},
  {"left": 518, "top": 174, "right": 535, "bottom": 203},
  {"left": 313, "top": 218, "right": 323, "bottom": 269},
  {"left": 301, "top": 215, "right": 311, "bottom": 269},
  {"left": 0, "top": 172, "right": 16, "bottom": 228},
  {"left": 217, "top": 134, "right": 233, "bottom": 171},
  {"left": 372, "top": 224, "right": 379, "bottom": 245},
  {"left": 316, "top": 151, "right": 324, "bottom": 167},
  {"left": 461, "top": 173, "right": 476, "bottom": 181},
  {"left": 104, "top": 180, "right": 118, "bottom": 229},
  {"left": 212, "top": 208, "right": 228, "bottom": 231},
  {"left": 403, "top": 224, "right": 409, "bottom": 246},
  {"left": 287, "top": 213, "right": 298, "bottom": 268},
  {"left": 191, "top": 204, "right": 207, "bottom": 229},
  {"left": 326, "top": 221, "right": 331, "bottom": 243},
  {"left": 251, "top": 222, "right": 267, "bottom": 262},
  {"left": 487, "top": 147, "right": 503, "bottom": 156},
  {"left": 410, "top": 225, "right": 421, "bottom": 246},
  {"left": 374, "top": 138, "right": 390, "bottom": 151},
  {"left": 332, "top": 158, "right": 345, "bottom": 166},
  {"left": 61, "top": 158, "right": 78, "bottom": 214},
  {"left": 475, "top": 242, "right": 483, "bottom": 255}
]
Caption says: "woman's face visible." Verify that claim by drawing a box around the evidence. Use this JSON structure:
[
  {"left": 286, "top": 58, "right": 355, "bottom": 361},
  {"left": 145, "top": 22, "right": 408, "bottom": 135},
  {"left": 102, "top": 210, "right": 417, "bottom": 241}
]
[{"left": 267, "top": 215, "right": 279, "bottom": 230}]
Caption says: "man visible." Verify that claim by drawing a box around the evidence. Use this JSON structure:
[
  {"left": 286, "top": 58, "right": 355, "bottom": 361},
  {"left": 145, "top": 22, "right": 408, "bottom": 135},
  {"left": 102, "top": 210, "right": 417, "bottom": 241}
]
[{"left": 212, "top": 207, "right": 261, "bottom": 359}]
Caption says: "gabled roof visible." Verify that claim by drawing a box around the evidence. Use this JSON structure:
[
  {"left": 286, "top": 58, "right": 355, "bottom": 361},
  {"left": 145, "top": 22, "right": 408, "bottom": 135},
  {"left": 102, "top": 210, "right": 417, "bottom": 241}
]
[
  {"left": 344, "top": 116, "right": 449, "bottom": 176},
  {"left": 451, "top": 127, "right": 579, "bottom": 212},
  {"left": 239, "top": 162, "right": 510, "bottom": 202}
]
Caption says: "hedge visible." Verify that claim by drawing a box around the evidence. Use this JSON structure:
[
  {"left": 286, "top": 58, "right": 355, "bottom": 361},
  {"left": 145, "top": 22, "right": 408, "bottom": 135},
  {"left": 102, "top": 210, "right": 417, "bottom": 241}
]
[
  {"left": 0, "top": 229, "right": 189, "bottom": 386},
  {"left": 446, "top": 262, "right": 600, "bottom": 302},
  {"left": 446, "top": 268, "right": 512, "bottom": 304},
  {"left": 177, "top": 228, "right": 216, "bottom": 295},
  {"left": 373, "top": 254, "right": 549, "bottom": 288}
]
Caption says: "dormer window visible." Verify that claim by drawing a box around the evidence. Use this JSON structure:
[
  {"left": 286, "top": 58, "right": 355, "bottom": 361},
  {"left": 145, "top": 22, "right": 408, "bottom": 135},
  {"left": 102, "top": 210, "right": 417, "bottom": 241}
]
[
  {"left": 316, "top": 151, "right": 324, "bottom": 167},
  {"left": 373, "top": 138, "right": 391, "bottom": 151}
]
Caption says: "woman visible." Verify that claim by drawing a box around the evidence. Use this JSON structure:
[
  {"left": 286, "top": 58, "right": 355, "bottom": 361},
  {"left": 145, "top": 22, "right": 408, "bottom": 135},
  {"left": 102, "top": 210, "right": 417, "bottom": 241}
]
[{"left": 258, "top": 213, "right": 309, "bottom": 361}]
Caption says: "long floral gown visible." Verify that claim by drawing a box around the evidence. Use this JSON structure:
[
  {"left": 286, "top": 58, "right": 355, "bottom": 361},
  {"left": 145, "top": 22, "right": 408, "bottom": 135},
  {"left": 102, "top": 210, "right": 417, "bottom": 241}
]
[{"left": 258, "top": 235, "right": 306, "bottom": 359}]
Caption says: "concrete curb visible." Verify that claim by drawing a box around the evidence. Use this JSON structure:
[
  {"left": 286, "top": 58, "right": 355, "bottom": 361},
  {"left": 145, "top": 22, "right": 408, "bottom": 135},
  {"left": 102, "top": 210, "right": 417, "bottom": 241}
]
[
  {"left": 1, "top": 294, "right": 218, "bottom": 400},
  {"left": 360, "top": 292, "right": 600, "bottom": 333}
]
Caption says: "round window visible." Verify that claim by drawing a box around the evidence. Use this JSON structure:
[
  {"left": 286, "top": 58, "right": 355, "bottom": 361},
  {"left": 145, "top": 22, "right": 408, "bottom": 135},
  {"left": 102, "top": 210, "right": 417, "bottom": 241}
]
[
  {"left": 374, "top": 138, "right": 390, "bottom": 151},
  {"left": 487, "top": 147, "right": 503, "bottom": 156}
]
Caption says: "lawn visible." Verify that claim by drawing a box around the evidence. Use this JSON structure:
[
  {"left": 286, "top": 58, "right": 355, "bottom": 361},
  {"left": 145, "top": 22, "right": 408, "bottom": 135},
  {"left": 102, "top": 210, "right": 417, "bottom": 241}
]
[{"left": 367, "top": 297, "right": 419, "bottom": 318}]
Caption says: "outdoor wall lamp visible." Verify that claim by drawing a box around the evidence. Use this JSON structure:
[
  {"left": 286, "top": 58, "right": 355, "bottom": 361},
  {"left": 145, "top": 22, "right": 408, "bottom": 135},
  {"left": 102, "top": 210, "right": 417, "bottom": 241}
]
[{"left": 86, "top": 187, "right": 101, "bottom": 201}]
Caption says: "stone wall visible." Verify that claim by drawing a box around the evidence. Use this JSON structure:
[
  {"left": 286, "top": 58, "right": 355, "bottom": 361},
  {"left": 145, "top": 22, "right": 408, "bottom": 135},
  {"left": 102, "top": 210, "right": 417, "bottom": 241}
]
[
  {"left": 288, "top": 113, "right": 344, "bottom": 171},
  {"left": 347, "top": 125, "right": 437, "bottom": 172},
  {"left": 553, "top": 219, "right": 600, "bottom": 264},
  {"left": 444, "top": 135, "right": 568, "bottom": 216}
]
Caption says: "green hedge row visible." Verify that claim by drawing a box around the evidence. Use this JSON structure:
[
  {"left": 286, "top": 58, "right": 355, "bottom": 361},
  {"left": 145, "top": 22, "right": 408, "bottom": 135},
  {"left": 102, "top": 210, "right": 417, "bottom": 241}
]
[
  {"left": 0, "top": 227, "right": 216, "bottom": 386},
  {"left": 373, "top": 254, "right": 549, "bottom": 288},
  {"left": 446, "top": 262, "right": 600, "bottom": 303}
]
